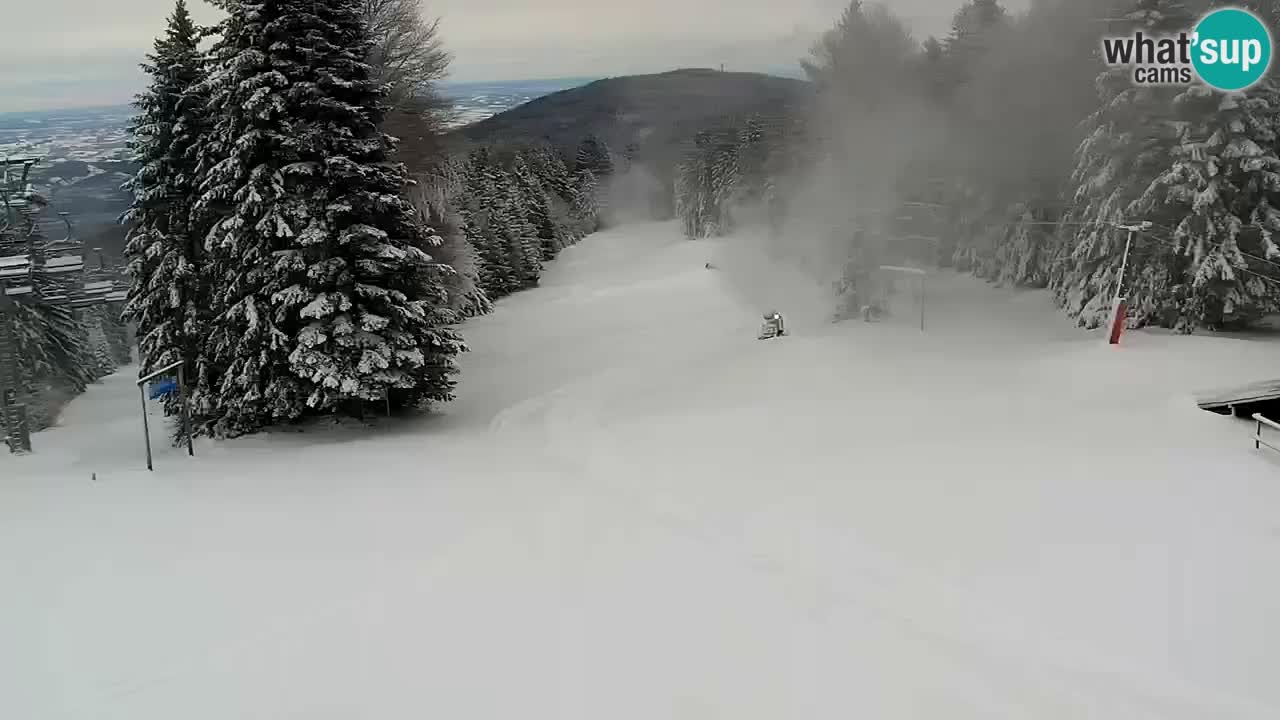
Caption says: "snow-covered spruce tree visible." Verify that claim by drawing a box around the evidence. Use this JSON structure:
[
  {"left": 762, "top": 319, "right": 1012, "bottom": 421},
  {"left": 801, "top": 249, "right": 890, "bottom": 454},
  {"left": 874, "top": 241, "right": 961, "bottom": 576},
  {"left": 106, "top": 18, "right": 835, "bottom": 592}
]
[
  {"left": 989, "top": 206, "right": 1053, "bottom": 288},
  {"left": 8, "top": 296, "right": 97, "bottom": 420},
  {"left": 486, "top": 164, "right": 542, "bottom": 290},
  {"left": 513, "top": 154, "right": 559, "bottom": 260},
  {"left": 458, "top": 148, "right": 518, "bottom": 298},
  {"left": 85, "top": 315, "right": 116, "bottom": 378},
  {"left": 709, "top": 132, "right": 742, "bottom": 233},
  {"left": 433, "top": 207, "right": 494, "bottom": 319},
  {"left": 675, "top": 145, "right": 716, "bottom": 239},
  {"left": 1129, "top": 82, "right": 1280, "bottom": 331},
  {"left": 944, "top": 0, "right": 1008, "bottom": 88},
  {"left": 1055, "top": 0, "right": 1198, "bottom": 328},
  {"left": 622, "top": 141, "right": 640, "bottom": 172},
  {"left": 936, "top": 0, "right": 1009, "bottom": 275},
  {"left": 79, "top": 303, "right": 132, "bottom": 366},
  {"left": 674, "top": 160, "right": 698, "bottom": 238},
  {"left": 948, "top": 0, "right": 1108, "bottom": 288},
  {"left": 2, "top": 200, "right": 99, "bottom": 430},
  {"left": 678, "top": 129, "right": 737, "bottom": 238},
  {"left": 405, "top": 159, "right": 492, "bottom": 319},
  {"left": 571, "top": 169, "right": 602, "bottom": 236},
  {"left": 456, "top": 202, "right": 501, "bottom": 301},
  {"left": 675, "top": 147, "right": 703, "bottom": 238},
  {"left": 526, "top": 145, "right": 573, "bottom": 204},
  {"left": 527, "top": 145, "right": 584, "bottom": 247},
  {"left": 193, "top": 0, "right": 464, "bottom": 435},
  {"left": 575, "top": 134, "right": 613, "bottom": 178},
  {"left": 735, "top": 118, "right": 769, "bottom": 197},
  {"left": 7, "top": 304, "right": 93, "bottom": 431},
  {"left": 122, "top": 0, "right": 209, "bottom": 412}
]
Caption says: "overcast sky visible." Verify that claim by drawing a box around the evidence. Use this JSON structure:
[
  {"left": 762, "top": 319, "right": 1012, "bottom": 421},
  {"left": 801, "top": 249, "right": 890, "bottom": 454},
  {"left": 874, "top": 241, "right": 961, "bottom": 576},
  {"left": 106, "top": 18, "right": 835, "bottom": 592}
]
[{"left": 0, "top": 0, "right": 1029, "bottom": 112}]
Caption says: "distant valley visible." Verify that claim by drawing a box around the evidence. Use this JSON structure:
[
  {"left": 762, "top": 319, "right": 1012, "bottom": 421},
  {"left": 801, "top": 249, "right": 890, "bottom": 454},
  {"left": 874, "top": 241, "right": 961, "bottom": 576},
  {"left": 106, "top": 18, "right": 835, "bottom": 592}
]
[
  {"left": 0, "top": 71, "right": 807, "bottom": 259},
  {"left": 0, "top": 77, "right": 596, "bottom": 259}
]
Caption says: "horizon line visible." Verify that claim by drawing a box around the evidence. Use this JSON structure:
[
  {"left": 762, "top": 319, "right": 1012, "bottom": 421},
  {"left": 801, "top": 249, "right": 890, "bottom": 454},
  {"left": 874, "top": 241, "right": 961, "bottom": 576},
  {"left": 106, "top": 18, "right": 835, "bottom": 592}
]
[{"left": 2, "top": 67, "right": 805, "bottom": 116}]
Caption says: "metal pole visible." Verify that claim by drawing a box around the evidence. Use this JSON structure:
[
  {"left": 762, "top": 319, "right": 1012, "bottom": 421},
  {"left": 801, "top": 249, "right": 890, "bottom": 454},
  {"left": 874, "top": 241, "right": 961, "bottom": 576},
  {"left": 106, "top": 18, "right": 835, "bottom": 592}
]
[
  {"left": 178, "top": 363, "right": 193, "bottom": 457},
  {"left": 1114, "top": 228, "right": 1135, "bottom": 304},
  {"left": 140, "top": 385, "right": 153, "bottom": 472}
]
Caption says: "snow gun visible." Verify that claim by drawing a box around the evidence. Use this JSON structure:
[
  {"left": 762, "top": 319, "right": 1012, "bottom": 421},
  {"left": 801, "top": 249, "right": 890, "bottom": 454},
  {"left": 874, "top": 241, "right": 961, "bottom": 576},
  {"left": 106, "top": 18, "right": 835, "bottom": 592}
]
[{"left": 758, "top": 311, "right": 786, "bottom": 340}]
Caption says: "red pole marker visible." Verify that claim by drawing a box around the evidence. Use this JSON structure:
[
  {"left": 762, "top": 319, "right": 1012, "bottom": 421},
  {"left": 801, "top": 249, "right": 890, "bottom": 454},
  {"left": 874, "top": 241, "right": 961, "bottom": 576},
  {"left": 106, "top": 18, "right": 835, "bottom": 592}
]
[{"left": 1108, "top": 296, "right": 1127, "bottom": 345}]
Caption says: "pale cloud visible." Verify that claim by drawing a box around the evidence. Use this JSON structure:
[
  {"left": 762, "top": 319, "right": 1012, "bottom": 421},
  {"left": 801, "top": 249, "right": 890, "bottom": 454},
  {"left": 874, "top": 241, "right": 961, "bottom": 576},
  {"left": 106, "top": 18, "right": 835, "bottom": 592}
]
[{"left": 0, "top": 0, "right": 1030, "bottom": 112}]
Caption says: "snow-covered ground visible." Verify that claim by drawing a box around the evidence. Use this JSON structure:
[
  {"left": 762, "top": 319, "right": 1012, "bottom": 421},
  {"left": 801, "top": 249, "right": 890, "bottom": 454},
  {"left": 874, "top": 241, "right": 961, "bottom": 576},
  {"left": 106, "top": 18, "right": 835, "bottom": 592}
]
[{"left": 5, "top": 221, "right": 1280, "bottom": 719}]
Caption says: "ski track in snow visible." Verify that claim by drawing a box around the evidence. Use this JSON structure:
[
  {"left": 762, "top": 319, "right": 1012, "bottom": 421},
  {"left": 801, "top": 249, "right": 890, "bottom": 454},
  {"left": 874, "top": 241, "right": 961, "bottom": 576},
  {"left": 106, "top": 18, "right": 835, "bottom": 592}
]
[
  {"left": 487, "top": 295, "right": 1271, "bottom": 719},
  {"left": 518, "top": 363, "right": 1266, "bottom": 720},
  {"left": 4, "top": 221, "right": 1280, "bottom": 719}
]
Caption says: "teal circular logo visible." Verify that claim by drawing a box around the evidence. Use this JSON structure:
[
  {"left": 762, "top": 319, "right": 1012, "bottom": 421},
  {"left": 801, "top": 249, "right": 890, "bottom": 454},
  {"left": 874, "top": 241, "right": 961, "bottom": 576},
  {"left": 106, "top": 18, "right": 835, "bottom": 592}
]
[{"left": 1192, "top": 8, "right": 1273, "bottom": 91}]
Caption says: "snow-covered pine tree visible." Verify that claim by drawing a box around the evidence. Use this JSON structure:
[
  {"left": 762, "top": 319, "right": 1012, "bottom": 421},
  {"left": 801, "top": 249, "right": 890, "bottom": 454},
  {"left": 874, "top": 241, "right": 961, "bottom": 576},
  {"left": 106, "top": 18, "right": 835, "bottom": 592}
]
[
  {"left": 92, "top": 303, "right": 134, "bottom": 365},
  {"left": 697, "top": 130, "right": 729, "bottom": 237},
  {"left": 489, "top": 165, "right": 542, "bottom": 289},
  {"left": 944, "top": 0, "right": 1008, "bottom": 88},
  {"left": 8, "top": 298, "right": 96, "bottom": 396},
  {"left": 1129, "top": 80, "right": 1280, "bottom": 331},
  {"left": 674, "top": 160, "right": 698, "bottom": 239},
  {"left": 404, "top": 165, "right": 492, "bottom": 320},
  {"left": 735, "top": 118, "right": 768, "bottom": 198},
  {"left": 575, "top": 134, "right": 614, "bottom": 178},
  {"left": 924, "top": 1, "right": 1007, "bottom": 271},
  {"left": 709, "top": 129, "right": 743, "bottom": 233},
  {"left": 513, "top": 154, "right": 559, "bottom": 260},
  {"left": 571, "top": 169, "right": 602, "bottom": 236},
  {"left": 622, "top": 141, "right": 640, "bottom": 172},
  {"left": 122, "top": 0, "right": 209, "bottom": 414},
  {"left": 457, "top": 202, "right": 501, "bottom": 300},
  {"left": 84, "top": 314, "right": 116, "bottom": 378},
  {"left": 991, "top": 204, "right": 1053, "bottom": 288},
  {"left": 526, "top": 145, "right": 572, "bottom": 204},
  {"left": 2, "top": 199, "right": 98, "bottom": 430},
  {"left": 526, "top": 145, "right": 584, "bottom": 247},
  {"left": 945, "top": 0, "right": 1109, "bottom": 288},
  {"left": 460, "top": 147, "right": 532, "bottom": 298},
  {"left": 458, "top": 148, "right": 513, "bottom": 298},
  {"left": 193, "top": 0, "right": 464, "bottom": 435},
  {"left": 920, "top": 35, "right": 949, "bottom": 103},
  {"left": 675, "top": 137, "right": 719, "bottom": 239},
  {"left": 1055, "top": 0, "right": 1197, "bottom": 328}
]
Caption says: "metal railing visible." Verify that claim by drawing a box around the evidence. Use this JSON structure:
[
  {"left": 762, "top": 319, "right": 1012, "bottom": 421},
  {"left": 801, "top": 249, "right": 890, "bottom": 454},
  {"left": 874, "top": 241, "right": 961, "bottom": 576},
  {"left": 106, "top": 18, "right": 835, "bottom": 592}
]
[{"left": 1253, "top": 413, "right": 1280, "bottom": 454}]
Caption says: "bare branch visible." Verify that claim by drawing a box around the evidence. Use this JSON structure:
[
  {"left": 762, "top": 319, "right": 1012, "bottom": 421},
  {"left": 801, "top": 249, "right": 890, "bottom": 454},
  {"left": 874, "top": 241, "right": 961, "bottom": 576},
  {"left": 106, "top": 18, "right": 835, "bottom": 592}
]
[{"left": 363, "top": 0, "right": 453, "bottom": 118}]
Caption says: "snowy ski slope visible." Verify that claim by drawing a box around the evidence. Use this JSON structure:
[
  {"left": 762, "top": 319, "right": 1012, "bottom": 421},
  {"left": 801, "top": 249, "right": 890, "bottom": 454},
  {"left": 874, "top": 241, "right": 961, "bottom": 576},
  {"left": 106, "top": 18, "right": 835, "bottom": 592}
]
[{"left": 4, "top": 221, "right": 1280, "bottom": 719}]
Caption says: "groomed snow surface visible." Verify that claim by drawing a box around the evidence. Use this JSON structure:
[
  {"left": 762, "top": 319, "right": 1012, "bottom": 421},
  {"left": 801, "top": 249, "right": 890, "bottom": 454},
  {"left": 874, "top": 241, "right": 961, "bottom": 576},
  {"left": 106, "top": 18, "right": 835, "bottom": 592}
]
[{"left": 5, "top": 221, "right": 1280, "bottom": 719}]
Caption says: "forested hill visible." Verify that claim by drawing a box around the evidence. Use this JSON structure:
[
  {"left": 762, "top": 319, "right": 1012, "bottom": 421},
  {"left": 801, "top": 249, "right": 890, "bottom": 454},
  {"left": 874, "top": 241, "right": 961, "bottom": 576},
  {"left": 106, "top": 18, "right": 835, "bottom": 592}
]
[{"left": 451, "top": 69, "right": 812, "bottom": 161}]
